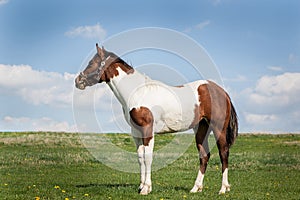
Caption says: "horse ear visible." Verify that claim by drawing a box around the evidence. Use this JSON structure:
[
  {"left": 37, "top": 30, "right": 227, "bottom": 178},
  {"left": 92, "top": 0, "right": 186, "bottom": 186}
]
[{"left": 96, "top": 43, "right": 105, "bottom": 60}]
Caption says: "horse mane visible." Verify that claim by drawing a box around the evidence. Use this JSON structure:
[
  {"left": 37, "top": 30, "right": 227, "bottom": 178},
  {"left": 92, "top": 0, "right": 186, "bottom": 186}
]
[{"left": 108, "top": 52, "right": 134, "bottom": 73}]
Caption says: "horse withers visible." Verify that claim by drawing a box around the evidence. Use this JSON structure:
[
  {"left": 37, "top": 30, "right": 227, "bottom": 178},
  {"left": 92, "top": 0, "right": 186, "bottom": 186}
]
[{"left": 75, "top": 44, "right": 238, "bottom": 195}]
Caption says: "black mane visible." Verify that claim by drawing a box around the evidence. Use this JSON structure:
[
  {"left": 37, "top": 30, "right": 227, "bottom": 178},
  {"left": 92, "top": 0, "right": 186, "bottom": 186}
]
[{"left": 108, "top": 52, "right": 134, "bottom": 71}]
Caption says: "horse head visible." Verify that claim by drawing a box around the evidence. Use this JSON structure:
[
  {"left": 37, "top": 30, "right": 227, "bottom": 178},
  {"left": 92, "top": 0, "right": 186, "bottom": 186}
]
[{"left": 75, "top": 44, "right": 117, "bottom": 90}]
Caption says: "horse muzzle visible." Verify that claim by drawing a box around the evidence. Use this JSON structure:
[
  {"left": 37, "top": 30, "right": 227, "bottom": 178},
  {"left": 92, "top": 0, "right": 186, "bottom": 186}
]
[{"left": 75, "top": 75, "right": 87, "bottom": 90}]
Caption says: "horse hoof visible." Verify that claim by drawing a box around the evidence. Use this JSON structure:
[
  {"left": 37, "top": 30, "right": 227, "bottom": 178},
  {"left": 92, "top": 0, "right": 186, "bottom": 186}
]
[
  {"left": 139, "top": 184, "right": 152, "bottom": 195},
  {"left": 138, "top": 183, "right": 144, "bottom": 193},
  {"left": 190, "top": 185, "right": 203, "bottom": 193},
  {"left": 219, "top": 184, "right": 230, "bottom": 194}
]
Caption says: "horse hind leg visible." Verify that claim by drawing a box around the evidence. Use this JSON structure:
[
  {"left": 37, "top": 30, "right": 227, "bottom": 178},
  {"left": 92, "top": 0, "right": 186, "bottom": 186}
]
[
  {"left": 190, "top": 119, "right": 211, "bottom": 193},
  {"left": 214, "top": 130, "right": 231, "bottom": 194}
]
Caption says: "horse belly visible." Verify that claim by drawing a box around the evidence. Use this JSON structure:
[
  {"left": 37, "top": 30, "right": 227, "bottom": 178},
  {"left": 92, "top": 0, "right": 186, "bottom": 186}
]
[{"left": 153, "top": 102, "right": 197, "bottom": 133}]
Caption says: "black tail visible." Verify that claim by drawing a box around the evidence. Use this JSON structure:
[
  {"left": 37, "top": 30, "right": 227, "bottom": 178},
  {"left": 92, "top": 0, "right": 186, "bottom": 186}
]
[{"left": 226, "top": 101, "right": 238, "bottom": 147}]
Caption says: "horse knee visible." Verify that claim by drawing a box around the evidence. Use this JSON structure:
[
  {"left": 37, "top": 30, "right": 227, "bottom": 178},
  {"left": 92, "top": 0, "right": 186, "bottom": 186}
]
[
  {"left": 144, "top": 146, "right": 153, "bottom": 164},
  {"left": 137, "top": 145, "right": 145, "bottom": 163}
]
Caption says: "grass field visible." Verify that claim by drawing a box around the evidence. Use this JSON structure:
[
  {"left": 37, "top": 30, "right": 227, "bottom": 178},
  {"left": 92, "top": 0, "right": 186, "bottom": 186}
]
[{"left": 0, "top": 132, "right": 299, "bottom": 200}]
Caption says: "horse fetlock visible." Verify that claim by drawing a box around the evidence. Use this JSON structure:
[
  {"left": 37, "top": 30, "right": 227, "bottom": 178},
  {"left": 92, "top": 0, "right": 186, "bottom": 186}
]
[
  {"left": 139, "top": 184, "right": 152, "bottom": 195},
  {"left": 190, "top": 184, "right": 203, "bottom": 193},
  {"left": 219, "top": 183, "right": 230, "bottom": 194}
]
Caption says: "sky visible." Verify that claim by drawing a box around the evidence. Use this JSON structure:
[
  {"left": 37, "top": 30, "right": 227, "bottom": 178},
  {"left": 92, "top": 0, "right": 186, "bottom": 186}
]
[{"left": 0, "top": 0, "right": 299, "bottom": 133}]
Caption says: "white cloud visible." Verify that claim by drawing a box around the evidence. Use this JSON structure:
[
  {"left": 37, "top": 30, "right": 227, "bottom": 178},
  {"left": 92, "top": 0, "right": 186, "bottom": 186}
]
[
  {"left": 65, "top": 23, "right": 107, "bottom": 40},
  {"left": 288, "top": 53, "right": 298, "bottom": 64},
  {"left": 195, "top": 20, "right": 211, "bottom": 30},
  {"left": 0, "top": 0, "right": 9, "bottom": 5},
  {"left": 0, "top": 64, "right": 114, "bottom": 109},
  {"left": 1, "top": 116, "right": 77, "bottom": 132},
  {"left": 184, "top": 20, "right": 211, "bottom": 33},
  {"left": 267, "top": 66, "right": 283, "bottom": 71},
  {"left": 250, "top": 72, "right": 300, "bottom": 106},
  {"left": 73, "top": 82, "right": 113, "bottom": 110},
  {"left": 244, "top": 113, "right": 278, "bottom": 125},
  {"left": 183, "top": 27, "right": 192, "bottom": 33},
  {"left": 0, "top": 64, "right": 75, "bottom": 107},
  {"left": 0, "top": 64, "right": 118, "bottom": 132},
  {"left": 210, "top": 0, "right": 222, "bottom": 6},
  {"left": 239, "top": 72, "right": 300, "bottom": 132},
  {"left": 224, "top": 74, "right": 247, "bottom": 82}
]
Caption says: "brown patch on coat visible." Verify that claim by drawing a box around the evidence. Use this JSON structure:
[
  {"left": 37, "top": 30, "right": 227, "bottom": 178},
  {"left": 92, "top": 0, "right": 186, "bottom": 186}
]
[
  {"left": 99, "top": 63, "right": 119, "bottom": 83},
  {"left": 100, "top": 60, "right": 134, "bottom": 83},
  {"left": 197, "top": 81, "right": 230, "bottom": 133},
  {"left": 129, "top": 107, "right": 154, "bottom": 146},
  {"left": 187, "top": 82, "right": 213, "bottom": 129}
]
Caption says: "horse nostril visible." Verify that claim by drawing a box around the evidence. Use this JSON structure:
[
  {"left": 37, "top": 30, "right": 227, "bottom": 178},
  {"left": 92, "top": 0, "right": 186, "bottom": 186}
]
[
  {"left": 75, "top": 76, "right": 86, "bottom": 90},
  {"left": 78, "top": 83, "right": 86, "bottom": 90}
]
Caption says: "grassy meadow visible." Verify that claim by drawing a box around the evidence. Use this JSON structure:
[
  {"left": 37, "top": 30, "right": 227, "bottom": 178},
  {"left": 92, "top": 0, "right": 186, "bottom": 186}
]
[{"left": 0, "top": 132, "right": 299, "bottom": 199}]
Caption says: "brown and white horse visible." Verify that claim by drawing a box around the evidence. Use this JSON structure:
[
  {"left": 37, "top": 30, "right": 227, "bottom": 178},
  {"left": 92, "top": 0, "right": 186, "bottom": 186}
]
[{"left": 75, "top": 44, "right": 238, "bottom": 195}]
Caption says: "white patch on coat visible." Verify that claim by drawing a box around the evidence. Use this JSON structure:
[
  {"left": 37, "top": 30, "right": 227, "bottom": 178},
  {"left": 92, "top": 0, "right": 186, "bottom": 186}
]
[
  {"left": 190, "top": 170, "right": 205, "bottom": 193},
  {"left": 219, "top": 168, "right": 230, "bottom": 194},
  {"left": 108, "top": 67, "right": 208, "bottom": 133}
]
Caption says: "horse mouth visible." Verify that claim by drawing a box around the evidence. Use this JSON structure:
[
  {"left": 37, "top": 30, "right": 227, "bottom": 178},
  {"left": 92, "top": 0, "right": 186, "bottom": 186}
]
[{"left": 76, "top": 83, "right": 86, "bottom": 90}]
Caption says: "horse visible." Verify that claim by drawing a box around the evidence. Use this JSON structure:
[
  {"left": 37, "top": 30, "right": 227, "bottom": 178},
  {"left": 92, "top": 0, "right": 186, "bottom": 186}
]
[{"left": 75, "top": 44, "right": 238, "bottom": 195}]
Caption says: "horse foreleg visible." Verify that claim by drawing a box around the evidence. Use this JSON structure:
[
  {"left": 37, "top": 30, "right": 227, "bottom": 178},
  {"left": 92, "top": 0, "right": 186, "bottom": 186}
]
[
  {"left": 133, "top": 133, "right": 154, "bottom": 195},
  {"left": 130, "top": 107, "right": 154, "bottom": 195},
  {"left": 134, "top": 136, "right": 154, "bottom": 195},
  {"left": 136, "top": 143, "right": 146, "bottom": 190},
  {"left": 140, "top": 137, "right": 154, "bottom": 195}
]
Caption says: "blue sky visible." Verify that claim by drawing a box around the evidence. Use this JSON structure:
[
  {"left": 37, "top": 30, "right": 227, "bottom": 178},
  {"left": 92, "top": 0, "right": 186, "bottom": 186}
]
[{"left": 0, "top": 0, "right": 299, "bottom": 133}]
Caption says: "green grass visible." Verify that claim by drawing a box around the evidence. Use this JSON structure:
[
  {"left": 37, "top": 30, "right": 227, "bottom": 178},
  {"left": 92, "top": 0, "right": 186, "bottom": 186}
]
[{"left": 0, "top": 132, "right": 300, "bottom": 199}]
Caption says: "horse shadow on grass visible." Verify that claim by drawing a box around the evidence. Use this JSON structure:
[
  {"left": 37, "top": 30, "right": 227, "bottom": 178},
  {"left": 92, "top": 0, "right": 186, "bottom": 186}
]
[
  {"left": 76, "top": 183, "right": 135, "bottom": 188},
  {"left": 76, "top": 183, "right": 190, "bottom": 192}
]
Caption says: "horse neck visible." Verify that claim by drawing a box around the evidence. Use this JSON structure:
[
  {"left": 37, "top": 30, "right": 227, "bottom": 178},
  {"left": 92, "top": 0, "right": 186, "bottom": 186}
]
[{"left": 107, "top": 67, "right": 149, "bottom": 107}]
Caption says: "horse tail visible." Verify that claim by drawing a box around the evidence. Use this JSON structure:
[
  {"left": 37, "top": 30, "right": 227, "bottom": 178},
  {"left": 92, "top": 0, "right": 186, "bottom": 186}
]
[{"left": 226, "top": 100, "right": 238, "bottom": 147}]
